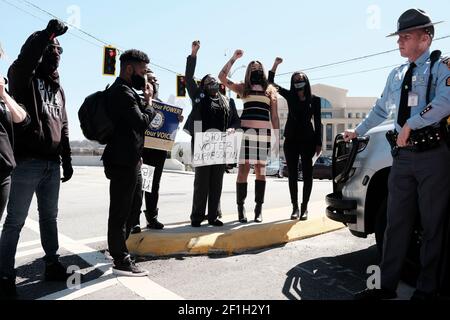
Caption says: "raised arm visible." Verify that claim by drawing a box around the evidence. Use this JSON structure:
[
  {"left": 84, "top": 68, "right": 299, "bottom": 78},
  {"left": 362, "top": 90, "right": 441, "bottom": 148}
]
[
  {"left": 8, "top": 20, "right": 68, "bottom": 97},
  {"left": 185, "top": 41, "right": 200, "bottom": 101},
  {"left": 219, "top": 50, "right": 244, "bottom": 95},
  {"left": 269, "top": 57, "right": 290, "bottom": 98},
  {"left": 0, "top": 76, "right": 28, "bottom": 124},
  {"left": 270, "top": 91, "right": 280, "bottom": 131}
]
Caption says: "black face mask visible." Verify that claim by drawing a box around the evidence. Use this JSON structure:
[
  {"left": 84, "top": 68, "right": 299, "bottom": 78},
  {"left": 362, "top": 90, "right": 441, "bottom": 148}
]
[
  {"left": 40, "top": 47, "right": 61, "bottom": 75},
  {"left": 205, "top": 82, "right": 220, "bottom": 97},
  {"left": 131, "top": 72, "right": 146, "bottom": 91},
  {"left": 250, "top": 70, "right": 264, "bottom": 85}
]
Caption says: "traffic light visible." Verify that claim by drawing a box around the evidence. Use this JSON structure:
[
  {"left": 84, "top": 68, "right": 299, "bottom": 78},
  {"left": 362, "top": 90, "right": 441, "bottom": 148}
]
[
  {"left": 177, "top": 75, "right": 186, "bottom": 98},
  {"left": 219, "top": 84, "right": 226, "bottom": 96},
  {"left": 103, "top": 46, "right": 117, "bottom": 76}
]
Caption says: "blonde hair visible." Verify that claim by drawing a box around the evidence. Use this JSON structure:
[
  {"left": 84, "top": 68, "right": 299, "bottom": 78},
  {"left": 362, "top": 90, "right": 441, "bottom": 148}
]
[{"left": 242, "top": 61, "right": 277, "bottom": 99}]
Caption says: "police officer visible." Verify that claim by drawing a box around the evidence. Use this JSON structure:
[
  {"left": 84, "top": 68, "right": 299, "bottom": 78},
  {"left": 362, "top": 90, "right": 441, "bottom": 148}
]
[{"left": 345, "top": 9, "right": 450, "bottom": 300}]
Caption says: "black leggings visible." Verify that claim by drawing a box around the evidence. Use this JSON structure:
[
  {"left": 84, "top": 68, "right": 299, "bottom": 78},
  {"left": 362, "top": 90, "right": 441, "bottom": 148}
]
[{"left": 284, "top": 140, "right": 315, "bottom": 205}]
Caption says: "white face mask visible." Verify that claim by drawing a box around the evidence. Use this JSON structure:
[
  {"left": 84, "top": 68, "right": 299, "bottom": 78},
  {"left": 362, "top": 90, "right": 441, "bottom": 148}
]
[{"left": 294, "top": 82, "right": 306, "bottom": 90}]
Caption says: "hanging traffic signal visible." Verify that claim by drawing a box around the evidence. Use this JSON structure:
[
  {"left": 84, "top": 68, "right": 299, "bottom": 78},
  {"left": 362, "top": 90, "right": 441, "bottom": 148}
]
[
  {"left": 103, "top": 46, "right": 117, "bottom": 76},
  {"left": 177, "top": 75, "right": 186, "bottom": 98}
]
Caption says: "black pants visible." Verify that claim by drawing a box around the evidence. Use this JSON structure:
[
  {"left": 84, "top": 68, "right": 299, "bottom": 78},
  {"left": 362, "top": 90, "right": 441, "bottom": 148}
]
[
  {"left": 381, "top": 144, "right": 450, "bottom": 294},
  {"left": 0, "top": 175, "right": 11, "bottom": 221},
  {"left": 129, "top": 149, "right": 167, "bottom": 226},
  {"left": 191, "top": 165, "right": 226, "bottom": 223},
  {"left": 143, "top": 149, "right": 166, "bottom": 217},
  {"left": 104, "top": 164, "right": 142, "bottom": 263},
  {"left": 284, "top": 139, "right": 315, "bottom": 205}
]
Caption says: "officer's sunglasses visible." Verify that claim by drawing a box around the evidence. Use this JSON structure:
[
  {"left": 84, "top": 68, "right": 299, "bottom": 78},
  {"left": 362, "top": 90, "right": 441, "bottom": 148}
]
[{"left": 45, "top": 45, "right": 63, "bottom": 55}]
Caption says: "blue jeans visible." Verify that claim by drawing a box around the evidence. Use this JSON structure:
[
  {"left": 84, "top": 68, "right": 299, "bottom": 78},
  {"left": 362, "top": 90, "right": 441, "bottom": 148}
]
[{"left": 0, "top": 159, "right": 61, "bottom": 279}]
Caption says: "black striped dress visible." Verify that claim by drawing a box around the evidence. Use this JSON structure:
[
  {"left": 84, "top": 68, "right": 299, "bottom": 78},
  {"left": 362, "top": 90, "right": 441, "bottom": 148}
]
[{"left": 240, "top": 91, "right": 272, "bottom": 165}]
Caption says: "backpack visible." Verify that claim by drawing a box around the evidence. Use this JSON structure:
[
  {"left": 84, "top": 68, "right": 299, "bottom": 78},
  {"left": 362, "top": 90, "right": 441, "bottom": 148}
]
[{"left": 78, "top": 85, "right": 114, "bottom": 145}]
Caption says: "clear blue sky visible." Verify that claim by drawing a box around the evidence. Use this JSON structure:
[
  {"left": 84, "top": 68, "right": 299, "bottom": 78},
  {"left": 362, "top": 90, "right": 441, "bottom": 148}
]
[{"left": 0, "top": 0, "right": 448, "bottom": 141}]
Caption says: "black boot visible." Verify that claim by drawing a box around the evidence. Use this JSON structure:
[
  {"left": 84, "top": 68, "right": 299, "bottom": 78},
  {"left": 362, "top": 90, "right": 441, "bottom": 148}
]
[
  {"left": 291, "top": 203, "right": 300, "bottom": 220},
  {"left": 45, "top": 261, "right": 75, "bottom": 282},
  {"left": 237, "top": 183, "right": 248, "bottom": 223},
  {"left": 300, "top": 203, "right": 308, "bottom": 221},
  {"left": 145, "top": 209, "right": 164, "bottom": 230},
  {"left": 254, "top": 180, "right": 266, "bottom": 223},
  {"left": 0, "top": 277, "right": 17, "bottom": 300}
]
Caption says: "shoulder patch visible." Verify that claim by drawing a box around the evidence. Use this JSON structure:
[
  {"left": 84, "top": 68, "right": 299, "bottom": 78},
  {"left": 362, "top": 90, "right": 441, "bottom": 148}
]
[{"left": 443, "top": 57, "right": 450, "bottom": 70}]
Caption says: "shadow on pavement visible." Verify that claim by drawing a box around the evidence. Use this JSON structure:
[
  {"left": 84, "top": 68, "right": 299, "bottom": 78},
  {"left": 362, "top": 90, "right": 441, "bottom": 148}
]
[
  {"left": 15, "top": 253, "right": 106, "bottom": 300},
  {"left": 282, "top": 245, "right": 379, "bottom": 300}
]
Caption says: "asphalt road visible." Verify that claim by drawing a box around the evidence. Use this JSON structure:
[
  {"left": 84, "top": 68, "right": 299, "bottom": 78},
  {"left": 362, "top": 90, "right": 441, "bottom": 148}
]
[{"left": 0, "top": 167, "right": 415, "bottom": 301}]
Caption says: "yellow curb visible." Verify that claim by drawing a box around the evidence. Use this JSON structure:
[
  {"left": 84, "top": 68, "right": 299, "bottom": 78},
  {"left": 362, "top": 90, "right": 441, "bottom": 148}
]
[{"left": 127, "top": 206, "right": 344, "bottom": 257}]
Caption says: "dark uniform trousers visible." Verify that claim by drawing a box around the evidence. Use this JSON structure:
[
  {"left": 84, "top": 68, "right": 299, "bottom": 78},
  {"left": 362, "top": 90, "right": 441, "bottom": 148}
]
[
  {"left": 381, "top": 143, "right": 450, "bottom": 294},
  {"left": 104, "top": 163, "right": 143, "bottom": 262},
  {"left": 191, "top": 164, "right": 226, "bottom": 223}
]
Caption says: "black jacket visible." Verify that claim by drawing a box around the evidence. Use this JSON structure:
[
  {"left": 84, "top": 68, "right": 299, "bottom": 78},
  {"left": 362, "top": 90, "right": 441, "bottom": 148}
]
[
  {"left": 102, "top": 77, "right": 156, "bottom": 167},
  {"left": 183, "top": 55, "right": 240, "bottom": 136},
  {"left": 0, "top": 100, "right": 30, "bottom": 178},
  {"left": 269, "top": 71, "right": 322, "bottom": 146},
  {"left": 8, "top": 31, "right": 71, "bottom": 163}
]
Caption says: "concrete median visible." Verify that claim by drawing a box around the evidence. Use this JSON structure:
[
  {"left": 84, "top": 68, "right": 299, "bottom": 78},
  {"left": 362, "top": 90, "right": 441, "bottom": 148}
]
[{"left": 127, "top": 201, "right": 345, "bottom": 257}]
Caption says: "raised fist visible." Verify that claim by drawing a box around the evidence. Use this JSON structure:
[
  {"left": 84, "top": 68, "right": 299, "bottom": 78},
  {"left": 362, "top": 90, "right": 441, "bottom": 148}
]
[
  {"left": 233, "top": 50, "right": 244, "bottom": 60},
  {"left": 45, "top": 19, "right": 68, "bottom": 38},
  {"left": 275, "top": 57, "right": 283, "bottom": 65}
]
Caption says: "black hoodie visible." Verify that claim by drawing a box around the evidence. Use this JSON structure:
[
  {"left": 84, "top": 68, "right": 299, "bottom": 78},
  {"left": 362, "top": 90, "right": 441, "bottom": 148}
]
[
  {"left": 7, "top": 30, "right": 71, "bottom": 164},
  {"left": 0, "top": 99, "right": 30, "bottom": 179}
]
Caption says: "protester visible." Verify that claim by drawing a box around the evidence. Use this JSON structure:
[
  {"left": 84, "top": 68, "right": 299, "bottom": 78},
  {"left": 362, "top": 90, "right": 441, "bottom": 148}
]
[
  {"left": 0, "top": 49, "right": 29, "bottom": 222},
  {"left": 130, "top": 70, "right": 184, "bottom": 233},
  {"left": 219, "top": 50, "right": 280, "bottom": 223},
  {"left": 102, "top": 49, "right": 156, "bottom": 277},
  {"left": 0, "top": 20, "right": 73, "bottom": 299},
  {"left": 269, "top": 58, "right": 322, "bottom": 221},
  {"left": 184, "top": 41, "right": 240, "bottom": 227}
]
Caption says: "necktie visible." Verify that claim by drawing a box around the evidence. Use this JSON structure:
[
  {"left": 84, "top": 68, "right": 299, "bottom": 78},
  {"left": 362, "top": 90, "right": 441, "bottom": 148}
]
[{"left": 397, "top": 62, "right": 417, "bottom": 127}]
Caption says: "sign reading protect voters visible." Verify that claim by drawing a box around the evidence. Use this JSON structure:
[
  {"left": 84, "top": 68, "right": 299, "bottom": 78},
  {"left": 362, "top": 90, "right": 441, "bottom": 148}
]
[
  {"left": 144, "top": 100, "right": 183, "bottom": 152},
  {"left": 193, "top": 131, "right": 243, "bottom": 167}
]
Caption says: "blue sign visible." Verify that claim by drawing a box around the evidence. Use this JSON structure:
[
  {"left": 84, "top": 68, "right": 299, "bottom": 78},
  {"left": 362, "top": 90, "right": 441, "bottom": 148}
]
[{"left": 144, "top": 100, "right": 183, "bottom": 152}]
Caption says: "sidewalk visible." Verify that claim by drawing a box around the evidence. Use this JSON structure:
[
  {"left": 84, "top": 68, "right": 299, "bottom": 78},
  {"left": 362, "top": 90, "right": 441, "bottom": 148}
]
[{"left": 127, "top": 201, "right": 345, "bottom": 257}]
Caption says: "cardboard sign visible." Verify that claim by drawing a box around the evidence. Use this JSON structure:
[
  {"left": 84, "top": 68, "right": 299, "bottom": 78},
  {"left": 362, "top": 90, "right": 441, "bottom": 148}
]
[
  {"left": 145, "top": 100, "right": 183, "bottom": 152},
  {"left": 141, "top": 165, "right": 155, "bottom": 193},
  {"left": 193, "top": 131, "right": 243, "bottom": 167}
]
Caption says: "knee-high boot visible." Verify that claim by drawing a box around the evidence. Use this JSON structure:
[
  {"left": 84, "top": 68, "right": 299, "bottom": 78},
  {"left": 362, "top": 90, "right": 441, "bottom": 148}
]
[
  {"left": 254, "top": 180, "right": 266, "bottom": 223},
  {"left": 237, "top": 183, "right": 248, "bottom": 223}
]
